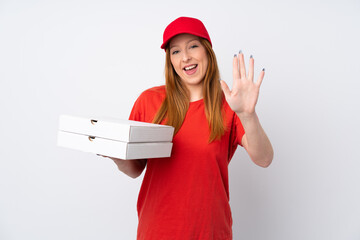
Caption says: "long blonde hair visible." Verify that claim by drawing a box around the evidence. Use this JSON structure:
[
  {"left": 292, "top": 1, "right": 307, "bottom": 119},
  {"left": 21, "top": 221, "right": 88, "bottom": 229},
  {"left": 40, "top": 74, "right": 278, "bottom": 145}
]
[{"left": 153, "top": 38, "right": 225, "bottom": 142}]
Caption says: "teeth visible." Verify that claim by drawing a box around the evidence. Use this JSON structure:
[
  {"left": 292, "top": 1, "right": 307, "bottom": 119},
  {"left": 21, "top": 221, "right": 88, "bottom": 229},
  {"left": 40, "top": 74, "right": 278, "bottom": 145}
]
[{"left": 185, "top": 65, "right": 197, "bottom": 71}]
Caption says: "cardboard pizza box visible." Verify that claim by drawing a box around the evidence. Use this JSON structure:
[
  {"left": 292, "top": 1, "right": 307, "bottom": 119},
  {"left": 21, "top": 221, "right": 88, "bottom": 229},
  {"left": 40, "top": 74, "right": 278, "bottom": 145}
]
[
  {"left": 57, "top": 130, "right": 173, "bottom": 160},
  {"left": 58, "top": 114, "right": 174, "bottom": 142}
]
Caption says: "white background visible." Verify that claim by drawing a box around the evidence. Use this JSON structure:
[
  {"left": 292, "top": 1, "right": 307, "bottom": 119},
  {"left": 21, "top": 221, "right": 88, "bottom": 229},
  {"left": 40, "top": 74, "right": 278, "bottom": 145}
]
[{"left": 1, "top": 0, "right": 359, "bottom": 239}]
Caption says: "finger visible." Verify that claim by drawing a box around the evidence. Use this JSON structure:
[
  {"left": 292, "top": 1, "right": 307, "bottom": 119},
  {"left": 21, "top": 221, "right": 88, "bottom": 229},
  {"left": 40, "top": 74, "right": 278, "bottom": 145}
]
[
  {"left": 238, "top": 50, "right": 246, "bottom": 79},
  {"left": 232, "top": 54, "right": 240, "bottom": 89},
  {"left": 248, "top": 55, "right": 254, "bottom": 81},
  {"left": 220, "top": 80, "right": 231, "bottom": 99},
  {"left": 256, "top": 68, "right": 265, "bottom": 87}
]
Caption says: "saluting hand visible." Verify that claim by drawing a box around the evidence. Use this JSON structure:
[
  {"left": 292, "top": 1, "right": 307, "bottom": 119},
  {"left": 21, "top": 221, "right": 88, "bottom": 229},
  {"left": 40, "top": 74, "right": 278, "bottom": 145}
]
[{"left": 220, "top": 51, "right": 265, "bottom": 117}]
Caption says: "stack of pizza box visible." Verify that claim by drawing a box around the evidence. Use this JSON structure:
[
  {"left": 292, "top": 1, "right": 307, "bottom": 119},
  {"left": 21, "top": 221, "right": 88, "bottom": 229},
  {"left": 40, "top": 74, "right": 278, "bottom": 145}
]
[{"left": 57, "top": 114, "right": 174, "bottom": 160}]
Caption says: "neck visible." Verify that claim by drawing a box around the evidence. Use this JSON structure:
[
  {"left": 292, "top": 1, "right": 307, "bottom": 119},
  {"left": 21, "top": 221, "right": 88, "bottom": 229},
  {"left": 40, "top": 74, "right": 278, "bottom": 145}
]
[{"left": 186, "top": 84, "right": 203, "bottom": 102}]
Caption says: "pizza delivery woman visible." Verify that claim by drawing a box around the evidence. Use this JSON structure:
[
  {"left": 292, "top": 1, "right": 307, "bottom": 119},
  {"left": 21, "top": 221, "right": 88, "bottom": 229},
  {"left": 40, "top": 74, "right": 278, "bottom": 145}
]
[{"left": 100, "top": 16, "right": 273, "bottom": 240}]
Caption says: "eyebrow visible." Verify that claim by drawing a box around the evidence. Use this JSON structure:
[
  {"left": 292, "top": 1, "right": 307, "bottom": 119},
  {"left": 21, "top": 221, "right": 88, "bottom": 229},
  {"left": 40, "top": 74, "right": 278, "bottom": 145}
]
[{"left": 169, "top": 38, "right": 199, "bottom": 50}]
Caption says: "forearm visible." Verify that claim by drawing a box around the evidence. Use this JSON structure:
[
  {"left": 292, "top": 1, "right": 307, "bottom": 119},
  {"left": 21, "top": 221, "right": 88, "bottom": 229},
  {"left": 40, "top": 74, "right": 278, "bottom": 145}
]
[
  {"left": 111, "top": 158, "right": 147, "bottom": 178},
  {"left": 237, "top": 112, "right": 273, "bottom": 168}
]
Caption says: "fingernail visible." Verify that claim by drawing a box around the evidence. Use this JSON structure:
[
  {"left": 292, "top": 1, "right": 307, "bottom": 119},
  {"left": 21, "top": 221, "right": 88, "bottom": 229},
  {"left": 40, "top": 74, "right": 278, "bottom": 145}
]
[
  {"left": 234, "top": 54, "right": 237, "bottom": 57},
  {"left": 262, "top": 68, "right": 265, "bottom": 71},
  {"left": 250, "top": 55, "right": 253, "bottom": 59},
  {"left": 239, "top": 50, "right": 242, "bottom": 54}
]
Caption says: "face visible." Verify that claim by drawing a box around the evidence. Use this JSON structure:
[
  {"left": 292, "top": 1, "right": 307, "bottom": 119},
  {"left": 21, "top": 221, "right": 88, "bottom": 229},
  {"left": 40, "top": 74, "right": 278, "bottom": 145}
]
[{"left": 169, "top": 34, "right": 208, "bottom": 90}]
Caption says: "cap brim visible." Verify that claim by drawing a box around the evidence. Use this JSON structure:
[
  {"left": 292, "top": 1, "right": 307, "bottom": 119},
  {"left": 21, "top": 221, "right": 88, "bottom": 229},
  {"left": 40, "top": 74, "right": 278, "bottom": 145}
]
[{"left": 160, "top": 31, "right": 210, "bottom": 50}]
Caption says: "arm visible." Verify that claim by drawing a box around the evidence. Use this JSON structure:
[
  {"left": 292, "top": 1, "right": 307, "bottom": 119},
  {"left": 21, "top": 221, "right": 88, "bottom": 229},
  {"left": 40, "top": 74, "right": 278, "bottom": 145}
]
[
  {"left": 220, "top": 51, "right": 273, "bottom": 168},
  {"left": 112, "top": 158, "right": 147, "bottom": 178},
  {"left": 98, "top": 155, "right": 147, "bottom": 178},
  {"left": 238, "top": 113, "right": 273, "bottom": 168}
]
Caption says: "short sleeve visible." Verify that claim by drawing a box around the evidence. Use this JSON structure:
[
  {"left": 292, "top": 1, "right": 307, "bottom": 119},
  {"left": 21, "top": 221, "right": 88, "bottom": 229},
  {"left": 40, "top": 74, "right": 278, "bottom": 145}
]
[
  {"left": 129, "top": 94, "right": 145, "bottom": 122},
  {"left": 228, "top": 113, "right": 245, "bottom": 160},
  {"left": 232, "top": 114, "right": 245, "bottom": 147}
]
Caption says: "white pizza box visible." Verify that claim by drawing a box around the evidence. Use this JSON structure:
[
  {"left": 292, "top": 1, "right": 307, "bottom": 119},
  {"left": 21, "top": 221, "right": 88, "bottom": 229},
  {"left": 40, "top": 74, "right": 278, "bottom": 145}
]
[
  {"left": 57, "top": 130, "right": 173, "bottom": 160},
  {"left": 58, "top": 114, "right": 174, "bottom": 143}
]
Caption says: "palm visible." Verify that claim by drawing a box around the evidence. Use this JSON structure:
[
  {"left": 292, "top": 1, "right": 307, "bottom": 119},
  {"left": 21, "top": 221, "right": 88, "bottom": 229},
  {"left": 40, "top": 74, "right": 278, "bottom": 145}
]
[{"left": 220, "top": 52, "right": 264, "bottom": 116}]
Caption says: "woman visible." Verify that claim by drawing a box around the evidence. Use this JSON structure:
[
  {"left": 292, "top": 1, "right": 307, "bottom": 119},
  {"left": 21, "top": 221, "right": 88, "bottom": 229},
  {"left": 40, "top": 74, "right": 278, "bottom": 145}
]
[{"left": 102, "top": 16, "right": 273, "bottom": 240}]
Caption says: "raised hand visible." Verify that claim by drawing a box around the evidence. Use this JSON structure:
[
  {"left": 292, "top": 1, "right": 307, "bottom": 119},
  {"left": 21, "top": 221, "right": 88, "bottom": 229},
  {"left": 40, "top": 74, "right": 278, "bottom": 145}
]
[{"left": 220, "top": 51, "right": 265, "bottom": 117}]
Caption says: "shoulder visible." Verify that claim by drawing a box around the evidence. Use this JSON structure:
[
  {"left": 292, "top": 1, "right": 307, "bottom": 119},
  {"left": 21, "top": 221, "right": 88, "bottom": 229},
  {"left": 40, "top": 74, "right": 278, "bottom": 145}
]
[
  {"left": 133, "top": 85, "right": 166, "bottom": 109},
  {"left": 221, "top": 96, "right": 235, "bottom": 116},
  {"left": 221, "top": 98, "right": 245, "bottom": 146},
  {"left": 139, "top": 85, "right": 166, "bottom": 99},
  {"left": 134, "top": 85, "right": 166, "bottom": 105},
  {"left": 130, "top": 85, "right": 166, "bottom": 122},
  {"left": 222, "top": 97, "right": 244, "bottom": 128}
]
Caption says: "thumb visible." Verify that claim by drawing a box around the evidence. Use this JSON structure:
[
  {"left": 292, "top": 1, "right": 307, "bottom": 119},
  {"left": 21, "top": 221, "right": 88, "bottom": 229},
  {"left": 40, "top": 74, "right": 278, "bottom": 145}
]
[{"left": 220, "top": 80, "right": 231, "bottom": 98}]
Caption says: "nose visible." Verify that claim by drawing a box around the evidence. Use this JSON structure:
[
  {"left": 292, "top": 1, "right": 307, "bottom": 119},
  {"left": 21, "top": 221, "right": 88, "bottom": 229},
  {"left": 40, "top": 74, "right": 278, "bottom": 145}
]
[{"left": 182, "top": 50, "right": 191, "bottom": 62}]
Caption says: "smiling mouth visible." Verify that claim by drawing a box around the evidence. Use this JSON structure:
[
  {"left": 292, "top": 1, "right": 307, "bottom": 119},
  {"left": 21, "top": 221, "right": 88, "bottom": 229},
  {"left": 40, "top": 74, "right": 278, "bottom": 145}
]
[{"left": 183, "top": 64, "right": 198, "bottom": 71}]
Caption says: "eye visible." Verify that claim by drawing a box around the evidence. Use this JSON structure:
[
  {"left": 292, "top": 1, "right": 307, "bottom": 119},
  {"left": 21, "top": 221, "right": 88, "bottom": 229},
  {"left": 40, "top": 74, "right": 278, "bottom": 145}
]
[
  {"left": 190, "top": 44, "right": 198, "bottom": 49},
  {"left": 172, "top": 50, "right": 179, "bottom": 55}
]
